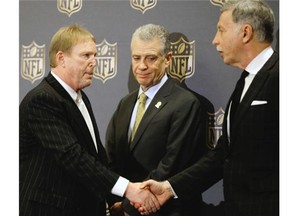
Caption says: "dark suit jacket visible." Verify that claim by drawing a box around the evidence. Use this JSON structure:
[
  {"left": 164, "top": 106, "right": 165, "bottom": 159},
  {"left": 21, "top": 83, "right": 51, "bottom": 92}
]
[
  {"left": 169, "top": 52, "right": 279, "bottom": 216},
  {"left": 20, "top": 72, "right": 119, "bottom": 216},
  {"left": 106, "top": 77, "right": 208, "bottom": 216}
]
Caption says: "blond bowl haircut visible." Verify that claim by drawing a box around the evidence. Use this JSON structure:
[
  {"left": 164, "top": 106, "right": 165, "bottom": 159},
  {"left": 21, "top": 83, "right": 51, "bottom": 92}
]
[{"left": 49, "top": 24, "right": 96, "bottom": 68}]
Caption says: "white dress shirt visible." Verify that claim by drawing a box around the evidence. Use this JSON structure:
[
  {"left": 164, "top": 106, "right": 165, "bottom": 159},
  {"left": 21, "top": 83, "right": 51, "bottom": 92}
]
[
  {"left": 227, "top": 46, "right": 274, "bottom": 139},
  {"left": 128, "top": 74, "right": 168, "bottom": 141},
  {"left": 51, "top": 71, "right": 129, "bottom": 197}
]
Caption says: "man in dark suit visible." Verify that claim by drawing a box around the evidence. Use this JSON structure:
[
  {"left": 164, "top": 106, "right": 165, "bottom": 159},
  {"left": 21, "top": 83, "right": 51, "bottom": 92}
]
[
  {"left": 140, "top": 1, "right": 279, "bottom": 216},
  {"left": 19, "top": 24, "right": 160, "bottom": 216},
  {"left": 106, "top": 24, "right": 208, "bottom": 216}
]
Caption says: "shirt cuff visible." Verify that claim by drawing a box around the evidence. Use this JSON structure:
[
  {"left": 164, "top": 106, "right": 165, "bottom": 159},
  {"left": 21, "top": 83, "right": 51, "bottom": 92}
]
[
  {"left": 111, "top": 176, "right": 129, "bottom": 197},
  {"left": 167, "top": 180, "right": 178, "bottom": 199}
]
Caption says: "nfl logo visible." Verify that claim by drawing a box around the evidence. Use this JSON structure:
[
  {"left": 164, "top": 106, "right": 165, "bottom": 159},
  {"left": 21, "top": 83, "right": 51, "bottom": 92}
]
[
  {"left": 94, "top": 39, "right": 117, "bottom": 83},
  {"left": 130, "top": 0, "right": 157, "bottom": 14},
  {"left": 168, "top": 37, "right": 195, "bottom": 82},
  {"left": 57, "top": 0, "right": 82, "bottom": 17},
  {"left": 208, "top": 108, "right": 225, "bottom": 149},
  {"left": 210, "top": 0, "right": 226, "bottom": 7},
  {"left": 21, "top": 41, "right": 45, "bottom": 84}
]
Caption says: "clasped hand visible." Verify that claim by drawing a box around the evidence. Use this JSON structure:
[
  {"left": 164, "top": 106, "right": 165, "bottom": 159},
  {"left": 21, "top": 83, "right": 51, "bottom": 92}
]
[
  {"left": 124, "top": 182, "right": 160, "bottom": 215},
  {"left": 126, "top": 180, "right": 174, "bottom": 215}
]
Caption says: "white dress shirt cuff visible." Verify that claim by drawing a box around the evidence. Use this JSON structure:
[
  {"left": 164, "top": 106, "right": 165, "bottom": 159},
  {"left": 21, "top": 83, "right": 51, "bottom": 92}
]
[
  {"left": 111, "top": 176, "right": 129, "bottom": 197},
  {"left": 167, "top": 180, "right": 178, "bottom": 199}
]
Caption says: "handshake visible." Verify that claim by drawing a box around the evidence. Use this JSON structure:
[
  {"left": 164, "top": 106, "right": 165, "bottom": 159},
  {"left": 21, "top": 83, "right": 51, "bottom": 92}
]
[{"left": 111, "top": 180, "right": 174, "bottom": 216}]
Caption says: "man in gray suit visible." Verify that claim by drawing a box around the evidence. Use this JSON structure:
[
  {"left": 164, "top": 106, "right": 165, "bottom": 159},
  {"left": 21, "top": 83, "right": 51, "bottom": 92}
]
[
  {"left": 140, "top": 1, "right": 279, "bottom": 216},
  {"left": 19, "top": 24, "right": 159, "bottom": 216},
  {"left": 106, "top": 24, "right": 208, "bottom": 216}
]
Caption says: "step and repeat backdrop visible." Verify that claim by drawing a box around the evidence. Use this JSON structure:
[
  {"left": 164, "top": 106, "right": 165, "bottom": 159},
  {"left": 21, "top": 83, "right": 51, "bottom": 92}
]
[{"left": 19, "top": 0, "right": 279, "bottom": 211}]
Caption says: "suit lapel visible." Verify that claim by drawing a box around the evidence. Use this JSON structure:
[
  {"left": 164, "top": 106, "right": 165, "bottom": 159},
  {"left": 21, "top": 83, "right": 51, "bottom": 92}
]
[
  {"left": 46, "top": 73, "right": 100, "bottom": 157},
  {"left": 230, "top": 52, "right": 278, "bottom": 142},
  {"left": 129, "top": 79, "right": 173, "bottom": 150},
  {"left": 125, "top": 93, "right": 138, "bottom": 136},
  {"left": 81, "top": 92, "right": 104, "bottom": 157}
]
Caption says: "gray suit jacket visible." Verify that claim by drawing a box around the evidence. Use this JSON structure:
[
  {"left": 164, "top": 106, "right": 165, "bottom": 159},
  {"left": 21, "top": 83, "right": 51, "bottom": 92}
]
[{"left": 20, "top": 72, "right": 119, "bottom": 216}]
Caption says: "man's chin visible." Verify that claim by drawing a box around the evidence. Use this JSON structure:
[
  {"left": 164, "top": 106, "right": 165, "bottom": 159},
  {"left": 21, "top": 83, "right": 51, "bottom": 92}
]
[{"left": 82, "top": 80, "right": 93, "bottom": 89}]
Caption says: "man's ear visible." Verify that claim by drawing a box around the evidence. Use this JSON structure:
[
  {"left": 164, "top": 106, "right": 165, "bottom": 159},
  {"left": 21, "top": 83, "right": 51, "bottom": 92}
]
[
  {"left": 242, "top": 24, "right": 253, "bottom": 44},
  {"left": 56, "top": 51, "right": 65, "bottom": 67},
  {"left": 165, "top": 51, "right": 172, "bottom": 66}
]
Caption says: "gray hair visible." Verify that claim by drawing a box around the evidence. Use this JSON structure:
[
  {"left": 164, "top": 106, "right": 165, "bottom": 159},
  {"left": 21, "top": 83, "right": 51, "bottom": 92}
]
[
  {"left": 221, "top": 0, "right": 275, "bottom": 43},
  {"left": 131, "top": 23, "right": 170, "bottom": 55}
]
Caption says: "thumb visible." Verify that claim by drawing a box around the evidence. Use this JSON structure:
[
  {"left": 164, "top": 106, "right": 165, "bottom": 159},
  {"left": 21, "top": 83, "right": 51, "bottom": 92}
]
[{"left": 140, "top": 179, "right": 153, "bottom": 189}]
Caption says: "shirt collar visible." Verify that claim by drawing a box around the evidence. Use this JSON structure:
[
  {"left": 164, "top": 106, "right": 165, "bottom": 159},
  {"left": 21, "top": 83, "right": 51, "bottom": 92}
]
[
  {"left": 138, "top": 74, "right": 168, "bottom": 99},
  {"left": 245, "top": 46, "right": 274, "bottom": 75},
  {"left": 51, "top": 71, "right": 78, "bottom": 101}
]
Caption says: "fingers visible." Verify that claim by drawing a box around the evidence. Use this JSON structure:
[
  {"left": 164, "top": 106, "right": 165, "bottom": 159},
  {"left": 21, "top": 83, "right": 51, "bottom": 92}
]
[
  {"left": 126, "top": 181, "right": 162, "bottom": 215},
  {"left": 130, "top": 187, "right": 160, "bottom": 215},
  {"left": 131, "top": 201, "right": 141, "bottom": 209},
  {"left": 140, "top": 188, "right": 160, "bottom": 214},
  {"left": 149, "top": 192, "right": 161, "bottom": 212}
]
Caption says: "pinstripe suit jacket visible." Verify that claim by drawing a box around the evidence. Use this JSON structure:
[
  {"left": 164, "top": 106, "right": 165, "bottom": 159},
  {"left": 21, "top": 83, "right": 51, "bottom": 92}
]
[
  {"left": 169, "top": 52, "right": 279, "bottom": 216},
  {"left": 106, "top": 78, "right": 208, "bottom": 215},
  {"left": 20, "top": 72, "right": 119, "bottom": 216}
]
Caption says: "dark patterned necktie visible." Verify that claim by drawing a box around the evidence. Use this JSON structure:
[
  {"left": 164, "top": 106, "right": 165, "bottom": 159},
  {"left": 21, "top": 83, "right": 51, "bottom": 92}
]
[{"left": 230, "top": 71, "right": 249, "bottom": 128}]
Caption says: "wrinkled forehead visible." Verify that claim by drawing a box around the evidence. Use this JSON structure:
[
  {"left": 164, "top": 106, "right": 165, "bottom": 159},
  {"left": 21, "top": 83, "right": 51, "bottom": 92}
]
[{"left": 131, "top": 37, "right": 163, "bottom": 55}]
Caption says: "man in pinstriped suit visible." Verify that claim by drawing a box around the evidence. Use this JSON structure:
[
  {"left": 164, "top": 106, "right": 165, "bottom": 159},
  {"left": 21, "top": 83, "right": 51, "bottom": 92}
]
[{"left": 19, "top": 24, "right": 160, "bottom": 216}]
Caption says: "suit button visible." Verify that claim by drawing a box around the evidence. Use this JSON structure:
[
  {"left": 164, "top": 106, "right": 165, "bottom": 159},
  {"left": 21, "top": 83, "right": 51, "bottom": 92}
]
[{"left": 225, "top": 158, "right": 230, "bottom": 163}]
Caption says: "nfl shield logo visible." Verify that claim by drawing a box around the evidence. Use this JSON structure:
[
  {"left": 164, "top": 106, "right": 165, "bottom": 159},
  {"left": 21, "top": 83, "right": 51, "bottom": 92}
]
[
  {"left": 130, "top": 0, "right": 157, "bottom": 14},
  {"left": 94, "top": 39, "right": 117, "bottom": 83},
  {"left": 210, "top": 0, "right": 226, "bottom": 7},
  {"left": 21, "top": 41, "right": 45, "bottom": 84},
  {"left": 57, "top": 0, "right": 82, "bottom": 17},
  {"left": 168, "top": 37, "right": 195, "bottom": 82},
  {"left": 208, "top": 108, "right": 225, "bottom": 149}
]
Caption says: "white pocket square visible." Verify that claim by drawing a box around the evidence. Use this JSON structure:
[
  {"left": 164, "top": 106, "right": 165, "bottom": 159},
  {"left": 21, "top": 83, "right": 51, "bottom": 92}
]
[{"left": 251, "top": 100, "right": 267, "bottom": 106}]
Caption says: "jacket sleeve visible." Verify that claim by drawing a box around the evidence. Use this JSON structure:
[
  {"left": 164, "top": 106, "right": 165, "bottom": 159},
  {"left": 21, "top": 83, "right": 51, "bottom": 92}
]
[
  {"left": 168, "top": 135, "right": 226, "bottom": 199},
  {"left": 21, "top": 90, "right": 119, "bottom": 196}
]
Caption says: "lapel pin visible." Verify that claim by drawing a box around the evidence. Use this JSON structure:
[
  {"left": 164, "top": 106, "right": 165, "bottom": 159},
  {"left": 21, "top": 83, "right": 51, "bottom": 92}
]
[{"left": 155, "top": 101, "right": 162, "bottom": 109}]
